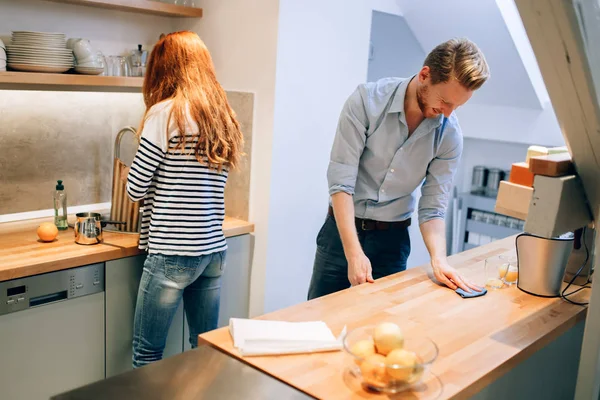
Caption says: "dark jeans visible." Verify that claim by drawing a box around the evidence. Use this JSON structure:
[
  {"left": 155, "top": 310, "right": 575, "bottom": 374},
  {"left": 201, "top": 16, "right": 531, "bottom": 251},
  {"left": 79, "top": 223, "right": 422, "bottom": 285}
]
[{"left": 307, "top": 214, "right": 411, "bottom": 300}]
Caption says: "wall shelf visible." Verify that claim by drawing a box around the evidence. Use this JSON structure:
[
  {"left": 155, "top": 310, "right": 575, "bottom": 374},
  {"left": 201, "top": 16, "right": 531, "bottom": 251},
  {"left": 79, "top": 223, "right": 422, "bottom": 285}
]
[
  {"left": 0, "top": 71, "right": 143, "bottom": 93},
  {"left": 466, "top": 219, "right": 522, "bottom": 240},
  {"left": 42, "top": 0, "right": 203, "bottom": 18}
]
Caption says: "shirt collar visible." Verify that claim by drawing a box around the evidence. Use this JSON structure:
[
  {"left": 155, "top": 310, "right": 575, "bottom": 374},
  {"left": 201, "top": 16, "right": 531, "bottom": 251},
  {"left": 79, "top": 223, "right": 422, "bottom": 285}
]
[{"left": 388, "top": 75, "right": 445, "bottom": 127}]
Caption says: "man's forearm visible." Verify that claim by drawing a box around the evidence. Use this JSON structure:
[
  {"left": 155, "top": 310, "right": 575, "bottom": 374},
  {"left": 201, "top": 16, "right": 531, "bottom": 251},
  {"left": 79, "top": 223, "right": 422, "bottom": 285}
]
[
  {"left": 331, "top": 192, "right": 362, "bottom": 257},
  {"left": 419, "top": 218, "right": 448, "bottom": 265}
]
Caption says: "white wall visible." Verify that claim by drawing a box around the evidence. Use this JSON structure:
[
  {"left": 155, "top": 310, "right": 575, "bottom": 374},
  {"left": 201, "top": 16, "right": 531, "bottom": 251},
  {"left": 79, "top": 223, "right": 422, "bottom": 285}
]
[
  {"left": 457, "top": 102, "right": 564, "bottom": 146},
  {"left": 495, "top": 0, "right": 550, "bottom": 105},
  {"left": 262, "top": 0, "right": 373, "bottom": 312},
  {"left": 367, "top": 11, "right": 425, "bottom": 82},
  {"left": 397, "top": 0, "right": 542, "bottom": 110},
  {"left": 179, "top": 1, "right": 280, "bottom": 317}
]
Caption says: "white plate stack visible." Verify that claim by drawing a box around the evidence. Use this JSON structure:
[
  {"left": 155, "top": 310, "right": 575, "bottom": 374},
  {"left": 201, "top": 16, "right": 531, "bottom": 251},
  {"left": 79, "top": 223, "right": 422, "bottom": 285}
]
[
  {"left": 7, "top": 31, "right": 74, "bottom": 73},
  {"left": 0, "top": 39, "right": 6, "bottom": 72}
]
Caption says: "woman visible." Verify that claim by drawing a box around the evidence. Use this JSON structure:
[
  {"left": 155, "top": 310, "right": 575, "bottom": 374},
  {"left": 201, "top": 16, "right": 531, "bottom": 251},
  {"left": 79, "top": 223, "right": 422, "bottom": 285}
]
[{"left": 126, "top": 31, "right": 243, "bottom": 368}]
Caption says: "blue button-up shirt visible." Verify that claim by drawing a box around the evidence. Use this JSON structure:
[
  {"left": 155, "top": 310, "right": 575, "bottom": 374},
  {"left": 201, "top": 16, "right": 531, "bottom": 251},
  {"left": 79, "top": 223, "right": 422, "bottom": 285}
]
[{"left": 327, "top": 76, "right": 463, "bottom": 225}]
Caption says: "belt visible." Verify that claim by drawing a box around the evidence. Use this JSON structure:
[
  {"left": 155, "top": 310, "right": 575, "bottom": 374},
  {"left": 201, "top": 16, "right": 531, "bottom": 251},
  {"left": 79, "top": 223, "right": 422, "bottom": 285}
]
[{"left": 328, "top": 206, "right": 411, "bottom": 231}]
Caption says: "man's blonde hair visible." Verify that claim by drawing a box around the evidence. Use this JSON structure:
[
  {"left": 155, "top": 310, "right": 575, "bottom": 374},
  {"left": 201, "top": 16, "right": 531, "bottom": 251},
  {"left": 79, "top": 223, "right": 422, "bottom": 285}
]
[{"left": 424, "top": 38, "right": 490, "bottom": 91}]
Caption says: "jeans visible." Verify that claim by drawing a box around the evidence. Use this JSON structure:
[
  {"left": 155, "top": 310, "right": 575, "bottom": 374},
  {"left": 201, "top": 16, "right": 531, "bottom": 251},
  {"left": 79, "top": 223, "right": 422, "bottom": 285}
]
[
  {"left": 307, "top": 214, "right": 410, "bottom": 300},
  {"left": 132, "top": 251, "right": 226, "bottom": 368}
]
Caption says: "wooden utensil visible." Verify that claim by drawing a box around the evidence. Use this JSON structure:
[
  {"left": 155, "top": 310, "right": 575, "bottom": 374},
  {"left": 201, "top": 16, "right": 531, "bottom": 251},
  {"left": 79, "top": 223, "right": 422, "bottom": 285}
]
[{"left": 111, "top": 127, "right": 140, "bottom": 233}]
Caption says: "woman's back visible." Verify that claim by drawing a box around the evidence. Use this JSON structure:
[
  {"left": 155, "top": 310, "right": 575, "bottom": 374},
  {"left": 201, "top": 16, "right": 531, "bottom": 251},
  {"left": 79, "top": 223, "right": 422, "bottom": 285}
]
[{"left": 127, "top": 100, "right": 228, "bottom": 256}]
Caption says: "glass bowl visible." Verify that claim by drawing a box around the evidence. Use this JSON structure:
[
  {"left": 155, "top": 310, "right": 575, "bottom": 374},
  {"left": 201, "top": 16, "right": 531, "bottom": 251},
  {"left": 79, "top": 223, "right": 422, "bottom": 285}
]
[{"left": 342, "top": 325, "right": 438, "bottom": 393}]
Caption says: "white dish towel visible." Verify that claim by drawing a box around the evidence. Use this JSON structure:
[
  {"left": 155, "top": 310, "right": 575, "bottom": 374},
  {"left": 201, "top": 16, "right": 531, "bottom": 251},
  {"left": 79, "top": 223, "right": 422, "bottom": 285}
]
[{"left": 229, "top": 318, "right": 346, "bottom": 357}]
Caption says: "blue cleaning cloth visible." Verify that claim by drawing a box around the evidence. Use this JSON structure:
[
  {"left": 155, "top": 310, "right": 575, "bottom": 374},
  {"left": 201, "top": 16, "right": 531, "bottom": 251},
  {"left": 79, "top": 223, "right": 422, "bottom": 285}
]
[{"left": 455, "top": 287, "right": 488, "bottom": 298}]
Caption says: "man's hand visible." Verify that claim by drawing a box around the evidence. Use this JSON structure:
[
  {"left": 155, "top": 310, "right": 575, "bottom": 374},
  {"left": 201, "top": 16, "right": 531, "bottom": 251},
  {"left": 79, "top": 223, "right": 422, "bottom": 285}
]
[
  {"left": 347, "top": 251, "right": 375, "bottom": 286},
  {"left": 420, "top": 219, "right": 483, "bottom": 293},
  {"left": 431, "top": 258, "right": 481, "bottom": 292},
  {"left": 330, "top": 192, "right": 375, "bottom": 287}
]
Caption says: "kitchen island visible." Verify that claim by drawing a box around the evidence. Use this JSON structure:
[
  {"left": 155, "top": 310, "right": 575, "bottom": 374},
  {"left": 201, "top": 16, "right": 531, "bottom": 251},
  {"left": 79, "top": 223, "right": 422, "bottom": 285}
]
[{"left": 200, "top": 236, "right": 590, "bottom": 399}]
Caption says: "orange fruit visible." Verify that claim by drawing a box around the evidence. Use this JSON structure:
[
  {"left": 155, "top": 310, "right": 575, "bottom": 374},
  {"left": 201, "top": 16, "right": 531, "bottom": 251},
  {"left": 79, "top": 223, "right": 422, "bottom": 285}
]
[
  {"left": 37, "top": 222, "right": 58, "bottom": 242},
  {"left": 385, "top": 349, "right": 417, "bottom": 381},
  {"left": 374, "top": 322, "right": 404, "bottom": 355},
  {"left": 360, "top": 354, "right": 389, "bottom": 387},
  {"left": 350, "top": 339, "right": 376, "bottom": 366}
]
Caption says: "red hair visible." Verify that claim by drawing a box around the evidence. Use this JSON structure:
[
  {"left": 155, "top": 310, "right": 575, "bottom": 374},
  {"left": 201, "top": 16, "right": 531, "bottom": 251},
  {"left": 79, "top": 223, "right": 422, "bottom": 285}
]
[{"left": 141, "top": 31, "right": 243, "bottom": 170}]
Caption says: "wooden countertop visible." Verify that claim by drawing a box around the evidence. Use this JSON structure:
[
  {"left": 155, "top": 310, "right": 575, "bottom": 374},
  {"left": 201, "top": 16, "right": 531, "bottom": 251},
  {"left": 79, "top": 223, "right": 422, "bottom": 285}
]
[
  {"left": 200, "top": 237, "right": 590, "bottom": 400},
  {"left": 0, "top": 216, "right": 254, "bottom": 282}
]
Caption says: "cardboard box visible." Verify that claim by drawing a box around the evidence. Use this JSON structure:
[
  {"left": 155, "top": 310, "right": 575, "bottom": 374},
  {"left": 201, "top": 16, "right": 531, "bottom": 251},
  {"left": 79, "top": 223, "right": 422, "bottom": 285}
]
[{"left": 495, "top": 181, "right": 533, "bottom": 220}]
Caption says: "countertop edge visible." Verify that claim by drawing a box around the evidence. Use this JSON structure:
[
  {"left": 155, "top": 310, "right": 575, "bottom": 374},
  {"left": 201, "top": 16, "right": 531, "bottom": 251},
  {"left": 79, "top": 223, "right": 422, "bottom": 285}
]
[{"left": 0, "top": 218, "right": 254, "bottom": 282}]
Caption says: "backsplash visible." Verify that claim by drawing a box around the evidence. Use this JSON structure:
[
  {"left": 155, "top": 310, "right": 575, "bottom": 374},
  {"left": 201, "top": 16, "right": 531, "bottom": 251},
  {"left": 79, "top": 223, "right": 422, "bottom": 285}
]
[{"left": 0, "top": 90, "right": 253, "bottom": 220}]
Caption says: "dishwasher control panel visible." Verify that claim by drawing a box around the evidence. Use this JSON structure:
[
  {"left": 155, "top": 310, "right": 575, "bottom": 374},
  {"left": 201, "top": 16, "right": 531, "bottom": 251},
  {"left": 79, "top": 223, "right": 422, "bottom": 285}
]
[{"left": 0, "top": 263, "right": 104, "bottom": 316}]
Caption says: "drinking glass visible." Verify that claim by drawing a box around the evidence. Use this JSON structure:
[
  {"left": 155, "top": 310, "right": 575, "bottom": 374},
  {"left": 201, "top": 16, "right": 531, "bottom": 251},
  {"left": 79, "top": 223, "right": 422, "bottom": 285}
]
[
  {"left": 499, "top": 255, "right": 519, "bottom": 286},
  {"left": 108, "top": 56, "right": 130, "bottom": 77},
  {"left": 485, "top": 255, "right": 508, "bottom": 289}
]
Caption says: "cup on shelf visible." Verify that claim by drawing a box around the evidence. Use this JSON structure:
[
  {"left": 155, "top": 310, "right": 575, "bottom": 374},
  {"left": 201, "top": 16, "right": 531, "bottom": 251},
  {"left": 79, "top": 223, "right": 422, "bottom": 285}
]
[
  {"left": 107, "top": 55, "right": 130, "bottom": 77},
  {"left": 67, "top": 38, "right": 83, "bottom": 50},
  {"left": 73, "top": 39, "right": 95, "bottom": 61}
]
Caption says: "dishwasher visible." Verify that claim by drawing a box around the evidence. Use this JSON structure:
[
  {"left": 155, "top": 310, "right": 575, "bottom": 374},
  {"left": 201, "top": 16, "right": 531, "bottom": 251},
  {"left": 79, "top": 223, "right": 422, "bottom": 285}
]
[{"left": 0, "top": 263, "right": 106, "bottom": 400}]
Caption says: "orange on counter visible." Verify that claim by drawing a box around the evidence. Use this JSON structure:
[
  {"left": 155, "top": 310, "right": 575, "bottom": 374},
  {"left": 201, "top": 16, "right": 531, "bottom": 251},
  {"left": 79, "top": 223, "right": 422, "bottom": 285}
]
[{"left": 37, "top": 222, "right": 59, "bottom": 242}]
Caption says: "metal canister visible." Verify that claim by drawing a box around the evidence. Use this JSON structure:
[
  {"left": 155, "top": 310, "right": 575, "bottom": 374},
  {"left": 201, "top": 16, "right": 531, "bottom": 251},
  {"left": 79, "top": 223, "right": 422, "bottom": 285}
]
[
  {"left": 486, "top": 168, "right": 505, "bottom": 197},
  {"left": 471, "top": 166, "right": 488, "bottom": 195}
]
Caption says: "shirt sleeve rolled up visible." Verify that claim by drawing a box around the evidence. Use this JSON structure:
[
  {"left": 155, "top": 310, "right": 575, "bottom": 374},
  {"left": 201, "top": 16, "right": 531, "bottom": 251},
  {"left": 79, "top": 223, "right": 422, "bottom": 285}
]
[
  {"left": 418, "top": 128, "right": 463, "bottom": 225},
  {"left": 327, "top": 86, "right": 369, "bottom": 196}
]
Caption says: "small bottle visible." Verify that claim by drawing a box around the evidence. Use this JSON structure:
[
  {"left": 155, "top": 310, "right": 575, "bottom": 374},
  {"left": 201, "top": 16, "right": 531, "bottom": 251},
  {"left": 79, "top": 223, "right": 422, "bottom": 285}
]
[{"left": 53, "top": 180, "right": 68, "bottom": 230}]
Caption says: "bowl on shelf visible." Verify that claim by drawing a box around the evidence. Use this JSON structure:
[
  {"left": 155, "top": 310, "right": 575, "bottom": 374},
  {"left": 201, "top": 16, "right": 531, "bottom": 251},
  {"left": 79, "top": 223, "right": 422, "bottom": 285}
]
[{"left": 342, "top": 324, "right": 438, "bottom": 394}]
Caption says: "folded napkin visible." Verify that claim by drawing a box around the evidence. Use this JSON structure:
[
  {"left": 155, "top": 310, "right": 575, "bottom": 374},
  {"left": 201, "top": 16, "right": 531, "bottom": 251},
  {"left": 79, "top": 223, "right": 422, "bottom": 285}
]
[{"left": 229, "top": 318, "right": 346, "bottom": 357}]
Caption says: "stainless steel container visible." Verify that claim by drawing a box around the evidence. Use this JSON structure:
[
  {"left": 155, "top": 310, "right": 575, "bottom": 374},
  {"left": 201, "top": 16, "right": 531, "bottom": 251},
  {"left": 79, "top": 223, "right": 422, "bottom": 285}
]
[
  {"left": 516, "top": 232, "right": 574, "bottom": 297},
  {"left": 471, "top": 166, "right": 488, "bottom": 195},
  {"left": 486, "top": 168, "right": 505, "bottom": 197},
  {"left": 74, "top": 212, "right": 124, "bottom": 245}
]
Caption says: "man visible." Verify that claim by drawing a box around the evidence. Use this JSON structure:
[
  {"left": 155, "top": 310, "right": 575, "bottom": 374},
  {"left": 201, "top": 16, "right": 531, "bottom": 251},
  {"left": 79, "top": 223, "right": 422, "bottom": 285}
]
[{"left": 308, "top": 38, "right": 490, "bottom": 300}]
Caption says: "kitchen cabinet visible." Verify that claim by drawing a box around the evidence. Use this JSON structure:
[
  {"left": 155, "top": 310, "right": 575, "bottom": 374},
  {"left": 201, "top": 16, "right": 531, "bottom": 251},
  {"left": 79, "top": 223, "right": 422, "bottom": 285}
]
[{"left": 105, "top": 234, "right": 252, "bottom": 376}]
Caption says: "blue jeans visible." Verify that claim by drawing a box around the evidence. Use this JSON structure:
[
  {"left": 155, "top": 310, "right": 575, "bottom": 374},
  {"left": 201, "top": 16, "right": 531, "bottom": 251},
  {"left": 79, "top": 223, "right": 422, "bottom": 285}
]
[
  {"left": 307, "top": 214, "right": 410, "bottom": 300},
  {"left": 132, "top": 251, "right": 226, "bottom": 368}
]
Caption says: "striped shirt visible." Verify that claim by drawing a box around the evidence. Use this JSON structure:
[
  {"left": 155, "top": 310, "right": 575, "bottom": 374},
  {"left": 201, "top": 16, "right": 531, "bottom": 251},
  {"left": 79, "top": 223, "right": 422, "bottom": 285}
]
[{"left": 126, "top": 100, "right": 228, "bottom": 256}]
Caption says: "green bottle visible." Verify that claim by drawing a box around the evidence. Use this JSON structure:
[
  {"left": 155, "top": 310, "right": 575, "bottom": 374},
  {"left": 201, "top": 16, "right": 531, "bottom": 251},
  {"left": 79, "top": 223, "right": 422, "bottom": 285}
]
[{"left": 53, "top": 180, "right": 68, "bottom": 230}]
